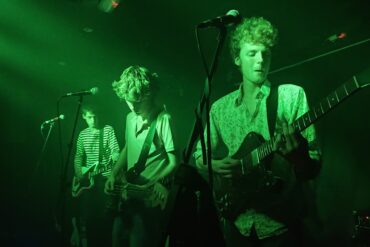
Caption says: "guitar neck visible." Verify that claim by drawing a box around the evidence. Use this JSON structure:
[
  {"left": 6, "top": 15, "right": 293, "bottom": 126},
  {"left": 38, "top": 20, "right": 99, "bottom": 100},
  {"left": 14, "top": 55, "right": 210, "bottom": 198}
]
[
  {"left": 293, "top": 76, "right": 361, "bottom": 132},
  {"left": 90, "top": 162, "right": 112, "bottom": 177},
  {"left": 257, "top": 76, "right": 362, "bottom": 161}
]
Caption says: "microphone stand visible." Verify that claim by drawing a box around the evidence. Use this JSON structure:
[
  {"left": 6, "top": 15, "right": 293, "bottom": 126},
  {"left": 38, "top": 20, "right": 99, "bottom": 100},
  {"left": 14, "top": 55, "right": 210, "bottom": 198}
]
[
  {"left": 55, "top": 95, "right": 84, "bottom": 246},
  {"left": 166, "top": 25, "right": 227, "bottom": 247},
  {"left": 33, "top": 122, "right": 56, "bottom": 174},
  {"left": 26, "top": 122, "right": 56, "bottom": 215},
  {"left": 181, "top": 24, "right": 227, "bottom": 188}
]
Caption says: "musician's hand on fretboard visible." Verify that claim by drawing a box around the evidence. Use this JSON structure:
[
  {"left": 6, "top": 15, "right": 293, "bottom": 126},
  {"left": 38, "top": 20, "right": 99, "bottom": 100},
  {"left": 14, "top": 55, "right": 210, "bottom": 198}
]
[{"left": 213, "top": 157, "right": 241, "bottom": 179}]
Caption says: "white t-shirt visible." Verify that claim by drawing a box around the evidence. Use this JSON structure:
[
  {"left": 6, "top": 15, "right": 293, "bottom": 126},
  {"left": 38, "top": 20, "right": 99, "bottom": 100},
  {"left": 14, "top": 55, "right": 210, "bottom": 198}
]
[{"left": 125, "top": 110, "right": 175, "bottom": 184}]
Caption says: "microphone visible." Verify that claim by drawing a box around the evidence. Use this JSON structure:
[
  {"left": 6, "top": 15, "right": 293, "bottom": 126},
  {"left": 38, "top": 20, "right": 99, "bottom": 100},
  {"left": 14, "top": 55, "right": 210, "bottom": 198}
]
[
  {"left": 42, "top": 114, "right": 65, "bottom": 125},
  {"left": 197, "top": 9, "right": 241, "bottom": 29},
  {"left": 62, "top": 87, "right": 99, "bottom": 97}
]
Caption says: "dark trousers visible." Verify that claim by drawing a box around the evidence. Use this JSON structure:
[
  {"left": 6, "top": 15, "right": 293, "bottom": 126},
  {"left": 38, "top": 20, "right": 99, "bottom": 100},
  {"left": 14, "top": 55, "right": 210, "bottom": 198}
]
[
  {"left": 112, "top": 199, "right": 165, "bottom": 247},
  {"left": 74, "top": 176, "right": 113, "bottom": 247}
]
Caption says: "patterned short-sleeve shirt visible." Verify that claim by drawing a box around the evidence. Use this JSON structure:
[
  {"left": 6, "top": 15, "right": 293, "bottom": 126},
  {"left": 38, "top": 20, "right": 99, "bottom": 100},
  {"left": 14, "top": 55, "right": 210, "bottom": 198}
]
[{"left": 194, "top": 81, "right": 321, "bottom": 239}]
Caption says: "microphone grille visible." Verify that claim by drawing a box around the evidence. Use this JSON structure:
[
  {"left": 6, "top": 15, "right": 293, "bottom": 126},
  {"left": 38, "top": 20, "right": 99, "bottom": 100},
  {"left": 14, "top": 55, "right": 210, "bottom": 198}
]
[
  {"left": 226, "top": 9, "right": 240, "bottom": 17},
  {"left": 90, "top": 87, "right": 99, "bottom": 95}
]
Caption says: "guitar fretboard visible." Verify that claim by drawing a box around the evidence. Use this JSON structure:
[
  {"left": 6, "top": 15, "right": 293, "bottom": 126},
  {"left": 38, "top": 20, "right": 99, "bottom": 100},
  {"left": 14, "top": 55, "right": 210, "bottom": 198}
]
[
  {"left": 257, "top": 76, "right": 361, "bottom": 162},
  {"left": 90, "top": 162, "right": 113, "bottom": 176}
]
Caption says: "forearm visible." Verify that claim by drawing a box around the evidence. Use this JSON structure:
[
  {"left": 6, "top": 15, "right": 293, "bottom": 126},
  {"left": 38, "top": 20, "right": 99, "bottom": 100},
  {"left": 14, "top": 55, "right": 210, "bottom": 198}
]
[
  {"left": 195, "top": 156, "right": 209, "bottom": 172},
  {"left": 111, "top": 145, "right": 127, "bottom": 177},
  {"left": 159, "top": 152, "right": 178, "bottom": 179},
  {"left": 195, "top": 155, "right": 240, "bottom": 179},
  {"left": 195, "top": 156, "right": 221, "bottom": 170},
  {"left": 109, "top": 131, "right": 120, "bottom": 162},
  {"left": 74, "top": 137, "right": 84, "bottom": 176},
  {"left": 74, "top": 155, "right": 83, "bottom": 175}
]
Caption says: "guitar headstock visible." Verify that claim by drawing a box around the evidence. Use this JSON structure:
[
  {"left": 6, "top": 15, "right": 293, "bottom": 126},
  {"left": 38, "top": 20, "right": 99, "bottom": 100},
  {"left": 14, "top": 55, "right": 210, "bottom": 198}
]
[{"left": 355, "top": 67, "right": 370, "bottom": 88}]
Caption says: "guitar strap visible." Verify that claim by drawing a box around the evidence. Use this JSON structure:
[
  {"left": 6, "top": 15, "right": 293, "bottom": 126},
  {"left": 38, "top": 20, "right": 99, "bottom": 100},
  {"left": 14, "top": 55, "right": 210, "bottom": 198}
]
[
  {"left": 126, "top": 114, "right": 159, "bottom": 182},
  {"left": 264, "top": 85, "right": 279, "bottom": 172},
  {"left": 266, "top": 85, "right": 278, "bottom": 137},
  {"left": 98, "top": 127, "right": 104, "bottom": 165}
]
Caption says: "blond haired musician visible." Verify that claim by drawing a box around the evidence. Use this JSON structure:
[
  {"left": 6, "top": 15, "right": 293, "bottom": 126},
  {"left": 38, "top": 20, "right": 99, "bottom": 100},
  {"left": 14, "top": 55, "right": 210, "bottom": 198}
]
[{"left": 106, "top": 65, "right": 177, "bottom": 247}]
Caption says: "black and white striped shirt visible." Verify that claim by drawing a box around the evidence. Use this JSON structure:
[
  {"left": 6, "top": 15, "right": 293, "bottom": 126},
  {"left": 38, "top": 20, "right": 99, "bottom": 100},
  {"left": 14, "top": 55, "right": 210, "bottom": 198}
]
[{"left": 74, "top": 125, "right": 120, "bottom": 177}]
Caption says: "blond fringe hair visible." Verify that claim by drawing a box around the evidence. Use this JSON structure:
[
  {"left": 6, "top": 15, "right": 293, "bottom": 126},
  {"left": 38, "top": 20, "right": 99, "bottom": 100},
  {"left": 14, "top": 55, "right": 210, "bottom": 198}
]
[
  {"left": 230, "top": 17, "right": 278, "bottom": 60},
  {"left": 112, "top": 65, "right": 158, "bottom": 102}
]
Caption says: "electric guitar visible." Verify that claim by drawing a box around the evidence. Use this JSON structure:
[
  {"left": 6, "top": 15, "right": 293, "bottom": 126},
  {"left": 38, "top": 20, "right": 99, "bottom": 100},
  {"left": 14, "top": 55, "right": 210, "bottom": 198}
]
[
  {"left": 72, "top": 160, "right": 113, "bottom": 197},
  {"left": 122, "top": 180, "right": 169, "bottom": 209},
  {"left": 106, "top": 178, "right": 170, "bottom": 213},
  {"left": 214, "top": 75, "right": 370, "bottom": 220}
]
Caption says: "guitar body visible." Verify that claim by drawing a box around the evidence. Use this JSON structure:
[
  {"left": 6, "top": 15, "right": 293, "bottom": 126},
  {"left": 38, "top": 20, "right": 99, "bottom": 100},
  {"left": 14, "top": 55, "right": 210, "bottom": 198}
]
[
  {"left": 72, "top": 166, "right": 96, "bottom": 197},
  {"left": 72, "top": 161, "right": 112, "bottom": 197},
  {"left": 214, "top": 132, "right": 294, "bottom": 220},
  {"left": 122, "top": 182, "right": 169, "bottom": 210},
  {"left": 107, "top": 177, "right": 170, "bottom": 213}
]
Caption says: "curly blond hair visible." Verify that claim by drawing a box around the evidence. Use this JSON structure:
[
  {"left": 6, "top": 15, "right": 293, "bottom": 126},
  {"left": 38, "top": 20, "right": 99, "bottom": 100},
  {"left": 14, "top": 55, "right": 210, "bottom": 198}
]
[
  {"left": 112, "top": 65, "right": 158, "bottom": 102},
  {"left": 230, "top": 17, "right": 278, "bottom": 60}
]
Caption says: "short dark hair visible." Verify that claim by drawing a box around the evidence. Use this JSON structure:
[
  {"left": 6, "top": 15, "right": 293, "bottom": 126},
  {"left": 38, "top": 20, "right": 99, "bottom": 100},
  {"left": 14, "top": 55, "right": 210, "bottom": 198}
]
[{"left": 81, "top": 105, "right": 98, "bottom": 116}]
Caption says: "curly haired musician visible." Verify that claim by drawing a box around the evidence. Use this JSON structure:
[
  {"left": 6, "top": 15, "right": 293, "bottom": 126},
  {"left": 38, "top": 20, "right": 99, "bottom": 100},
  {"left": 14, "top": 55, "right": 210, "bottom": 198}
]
[
  {"left": 106, "top": 65, "right": 177, "bottom": 247},
  {"left": 72, "top": 105, "right": 120, "bottom": 247},
  {"left": 194, "top": 17, "right": 322, "bottom": 247}
]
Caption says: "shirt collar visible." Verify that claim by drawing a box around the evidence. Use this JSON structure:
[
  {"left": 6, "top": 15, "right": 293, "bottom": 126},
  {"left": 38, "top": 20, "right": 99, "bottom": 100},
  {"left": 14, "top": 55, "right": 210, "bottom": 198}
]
[
  {"left": 134, "top": 106, "right": 163, "bottom": 136},
  {"left": 135, "top": 115, "right": 149, "bottom": 135},
  {"left": 235, "top": 80, "right": 271, "bottom": 106}
]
